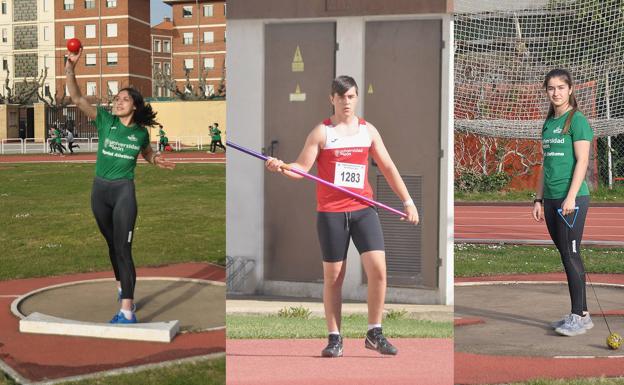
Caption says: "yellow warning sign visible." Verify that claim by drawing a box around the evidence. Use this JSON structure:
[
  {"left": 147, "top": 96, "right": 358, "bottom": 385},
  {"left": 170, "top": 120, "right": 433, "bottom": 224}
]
[
  {"left": 292, "top": 45, "right": 304, "bottom": 72},
  {"left": 289, "top": 84, "right": 306, "bottom": 102},
  {"left": 367, "top": 84, "right": 374, "bottom": 94}
]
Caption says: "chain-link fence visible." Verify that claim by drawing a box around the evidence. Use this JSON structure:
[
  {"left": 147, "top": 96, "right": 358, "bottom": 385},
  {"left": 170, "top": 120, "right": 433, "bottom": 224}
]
[{"left": 454, "top": 0, "right": 624, "bottom": 193}]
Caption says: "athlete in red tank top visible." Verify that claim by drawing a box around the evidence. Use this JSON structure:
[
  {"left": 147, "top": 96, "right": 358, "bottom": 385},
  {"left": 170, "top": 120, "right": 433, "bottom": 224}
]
[
  {"left": 265, "top": 76, "right": 419, "bottom": 357},
  {"left": 316, "top": 117, "right": 374, "bottom": 212}
]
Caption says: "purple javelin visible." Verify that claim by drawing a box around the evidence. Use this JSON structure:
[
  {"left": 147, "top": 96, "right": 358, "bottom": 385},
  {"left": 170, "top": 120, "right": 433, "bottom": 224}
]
[{"left": 227, "top": 140, "right": 407, "bottom": 218}]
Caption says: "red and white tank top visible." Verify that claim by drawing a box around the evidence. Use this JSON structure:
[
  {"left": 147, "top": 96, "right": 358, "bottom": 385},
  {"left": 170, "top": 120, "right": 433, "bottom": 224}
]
[{"left": 316, "top": 117, "right": 374, "bottom": 212}]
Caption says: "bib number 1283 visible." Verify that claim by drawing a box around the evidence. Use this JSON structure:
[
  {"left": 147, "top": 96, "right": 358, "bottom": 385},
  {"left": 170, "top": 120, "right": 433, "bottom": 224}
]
[{"left": 334, "top": 162, "right": 366, "bottom": 189}]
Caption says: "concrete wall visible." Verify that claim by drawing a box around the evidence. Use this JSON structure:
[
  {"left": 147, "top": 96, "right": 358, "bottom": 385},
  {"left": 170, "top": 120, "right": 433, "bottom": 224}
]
[
  {"left": 149, "top": 100, "right": 226, "bottom": 145},
  {"left": 226, "top": 15, "right": 454, "bottom": 305},
  {"left": 34, "top": 103, "right": 46, "bottom": 139},
  {"left": 225, "top": 19, "right": 265, "bottom": 293}
]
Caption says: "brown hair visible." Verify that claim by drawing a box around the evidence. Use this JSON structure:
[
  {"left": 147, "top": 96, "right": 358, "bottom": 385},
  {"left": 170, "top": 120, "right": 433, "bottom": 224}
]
[
  {"left": 331, "top": 75, "right": 358, "bottom": 96},
  {"left": 543, "top": 68, "right": 578, "bottom": 135}
]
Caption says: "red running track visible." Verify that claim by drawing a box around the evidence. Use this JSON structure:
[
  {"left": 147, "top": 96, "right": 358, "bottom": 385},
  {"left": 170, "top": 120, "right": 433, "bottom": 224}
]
[
  {"left": 0, "top": 262, "right": 225, "bottom": 383},
  {"left": 455, "top": 205, "right": 624, "bottom": 245},
  {"left": 227, "top": 338, "right": 453, "bottom": 385},
  {"left": 0, "top": 152, "right": 225, "bottom": 164}
]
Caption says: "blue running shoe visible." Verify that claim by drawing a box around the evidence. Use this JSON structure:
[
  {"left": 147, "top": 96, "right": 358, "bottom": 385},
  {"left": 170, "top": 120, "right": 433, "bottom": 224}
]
[{"left": 109, "top": 311, "right": 138, "bottom": 324}]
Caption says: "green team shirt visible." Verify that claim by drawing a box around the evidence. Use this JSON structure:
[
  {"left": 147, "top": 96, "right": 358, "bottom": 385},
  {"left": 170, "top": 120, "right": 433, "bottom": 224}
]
[
  {"left": 211, "top": 128, "right": 221, "bottom": 141},
  {"left": 54, "top": 129, "right": 61, "bottom": 144},
  {"left": 542, "top": 110, "right": 593, "bottom": 199},
  {"left": 94, "top": 107, "right": 150, "bottom": 180},
  {"left": 159, "top": 129, "right": 166, "bottom": 143}
]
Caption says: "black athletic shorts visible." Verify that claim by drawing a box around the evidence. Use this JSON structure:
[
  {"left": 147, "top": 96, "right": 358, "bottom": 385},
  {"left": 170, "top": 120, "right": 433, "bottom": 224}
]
[{"left": 316, "top": 206, "right": 385, "bottom": 262}]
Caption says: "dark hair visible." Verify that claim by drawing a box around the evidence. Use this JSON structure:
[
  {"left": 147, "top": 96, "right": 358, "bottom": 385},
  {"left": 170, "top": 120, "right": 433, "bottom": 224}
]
[
  {"left": 118, "top": 87, "right": 158, "bottom": 128},
  {"left": 543, "top": 68, "right": 579, "bottom": 135},
  {"left": 331, "top": 75, "right": 358, "bottom": 96}
]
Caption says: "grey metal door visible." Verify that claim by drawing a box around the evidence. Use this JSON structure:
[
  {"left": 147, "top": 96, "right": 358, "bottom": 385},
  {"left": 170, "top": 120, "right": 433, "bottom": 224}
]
[
  {"left": 264, "top": 22, "right": 336, "bottom": 282},
  {"left": 364, "top": 19, "right": 442, "bottom": 288}
]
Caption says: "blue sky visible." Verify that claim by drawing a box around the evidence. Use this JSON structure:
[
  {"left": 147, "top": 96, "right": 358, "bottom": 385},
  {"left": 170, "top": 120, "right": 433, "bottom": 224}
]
[{"left": 150, "top": 0, "right": 172, "bottom": 26}]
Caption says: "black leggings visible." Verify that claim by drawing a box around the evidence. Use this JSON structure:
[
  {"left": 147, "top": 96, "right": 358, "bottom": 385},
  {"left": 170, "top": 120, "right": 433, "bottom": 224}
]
[
  {"left": 91, "top": 177, "right": 138, "bottom": 300},
  {"left": 544, "top": 195, "right": 590, "bottom": 316}
]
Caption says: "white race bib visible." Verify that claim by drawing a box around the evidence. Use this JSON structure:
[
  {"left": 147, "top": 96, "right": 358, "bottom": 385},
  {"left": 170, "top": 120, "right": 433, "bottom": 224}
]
[{"left": 334, "top": 162, "right": 366, "bottom": 189}]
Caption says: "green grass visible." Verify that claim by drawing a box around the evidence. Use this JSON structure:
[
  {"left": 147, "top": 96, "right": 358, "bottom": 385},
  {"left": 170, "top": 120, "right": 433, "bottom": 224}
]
[
  {"left": 0, "top": 163, "right": 225, "bottom": 280},
  {"left": 455, "top": 186, "right": 624, "bottom": 203},
  {"left": 55, "top": 357, "right": 225, "bottom": 385},
  {"left": 455, "top": 244, "right": 624, "bottom": 277},
  {"left": 455, "top": 189, "right": 537, "bottom": 202},
  {"left": 226, "top": 314, "right": 453, "bottom": 339},
  {"left": 511, "top": 378, "right": 624, "bottom": 385}
]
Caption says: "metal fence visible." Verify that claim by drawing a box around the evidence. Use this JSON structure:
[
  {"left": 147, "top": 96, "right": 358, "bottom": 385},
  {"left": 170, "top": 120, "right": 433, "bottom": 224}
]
[
  {"left": 45, "top": 105, "right": 102, "bottom": 139},
  {"left": 0, "top": 136, "right": 216, "bottom": 155}
]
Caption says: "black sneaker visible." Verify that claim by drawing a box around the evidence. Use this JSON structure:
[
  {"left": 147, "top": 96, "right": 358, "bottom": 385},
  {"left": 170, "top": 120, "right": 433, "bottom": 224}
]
[
  {"left": 365, "top": 327, "right": 398, "bottom": 355},
  {"left": 321, "top": 334, "right": 343, "bottom": 357}
]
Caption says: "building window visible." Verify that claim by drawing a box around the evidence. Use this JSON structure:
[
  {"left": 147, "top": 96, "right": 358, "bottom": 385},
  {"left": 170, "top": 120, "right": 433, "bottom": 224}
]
[
  {"left": 63, "top": 0, "right": 74, "bottom": 10},
  {"left": 163, "top": 40, "right": 170, "bottom": 53},
  {"left": 107, "top": 52, "right": 118, "bottom": 65},
  {"left": 43, "top": 54, "right": 49, "bottom": 69},
  {"left": 2, "top": 29, "right": 6, "bottom": 43},
  {"left": 203, "top": 4, "right": 213, "bottom": 17},
  {"left": 45, "top": 84, "right": 51, "bottom": 96},
  {"left": 183, "top": 32, "right": 193, "bottom": 45},
  {"left": 224, "top": 30, "right": 226, "bottom": 42},
  {"left": 84, "top": 0, "right": 95, "bottom": 9},
  {"left": 203, "top": 31, "right": 214, "bottom": 44},
  {"left": 183, "top": 6, "right": 192, "bottom": 18},
  {"left": 2, "top": 58, "right": 7, "bottom": 71},
  {"left": 184, "top": 58, "right": 193, "bottom": 70},
  {"left": 85, "top": 24, "right": 96, "bottom": 39},
  {"left": 1, "top": 0, "right": 7, "bottom": 14},
  {"left": 86, "top": 82, "right": 97, "bottom": 96},
  {"left": 163, "top": 62, "right": 171, "bottom": 75},
  {"left": 204, "top": 84, "right": 214, "bottom": 96},
  {"left": 43, "top": 0, "right": 50, "bottom": 12},
  {"left": 107, "top": 23, "right": 117, "bottom": 37},
  {"left": 154, "top": 62, "right": 161, "bottom": 73},
  {"left": 106, "top": 0, "right": 116, "bottom": 7},
  {"left": 203, "top": 57, "right": 214, "bottom": 69},
  {"left": 107, "top": 81, "right": 118, "bottom": 95},
  {"left": 223, "top": 3, "right": 226, "bottom": 15},
  {"left": 43, "top": 26, "right": 50, "bottom": 41},
  {"left": 153, "top": 39, "right": 161, "bottom": 52},
  {"left": 64, "top": 26, "right": 75, "bottom": 39},
  {"left": 85, "top": 53, "right": 96, "bottom": 66}
]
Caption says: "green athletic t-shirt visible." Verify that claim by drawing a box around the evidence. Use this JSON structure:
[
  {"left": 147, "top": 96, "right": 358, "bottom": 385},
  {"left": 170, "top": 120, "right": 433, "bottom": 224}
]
[
  {"left": 94, "top": 107, "right": 150, "bottom": 180},
  {"left": 542, "top": 110, "right": 593, "bottom": 199},
  {"left": 211, "top": 128, "right": 221, "bottom": 141},
  {"left": 54, "top": 129, "right": 61, "bottom": 144},
  {"left": 159, "top": 129, "right": 166, "bottom": 143}
]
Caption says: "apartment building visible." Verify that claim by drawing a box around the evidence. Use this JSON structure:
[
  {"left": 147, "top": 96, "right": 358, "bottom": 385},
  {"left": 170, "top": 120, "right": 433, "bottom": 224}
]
[
  {"left": 0, "top": 0, "right": 56, "bottom": 101},
  {"left": 55, "top": 0, "right": 152, "bottom": 101},
  {"left": 151, "top": 16, "right": 173, "bottom": 97},
  {"left": 160, "top": 0, "right": 225, "bottom": 96}
]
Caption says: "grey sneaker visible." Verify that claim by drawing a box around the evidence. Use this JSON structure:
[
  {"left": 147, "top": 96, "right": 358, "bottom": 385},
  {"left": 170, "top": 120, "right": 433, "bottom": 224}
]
[
  {"left": 550, "top": 314, "right": 572, "bottom": 329},
  {"left": 321, "top": 334, "right": 343, "bottom": 357},
  {"left": 365, "top": 327, "right": 398, "bottom": 355},
  {"left": 555, "top": 314, "right": 587, "bottom": 336},
  {"left": 551, "top": 313, "right": 594, "bottom": 330}
]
